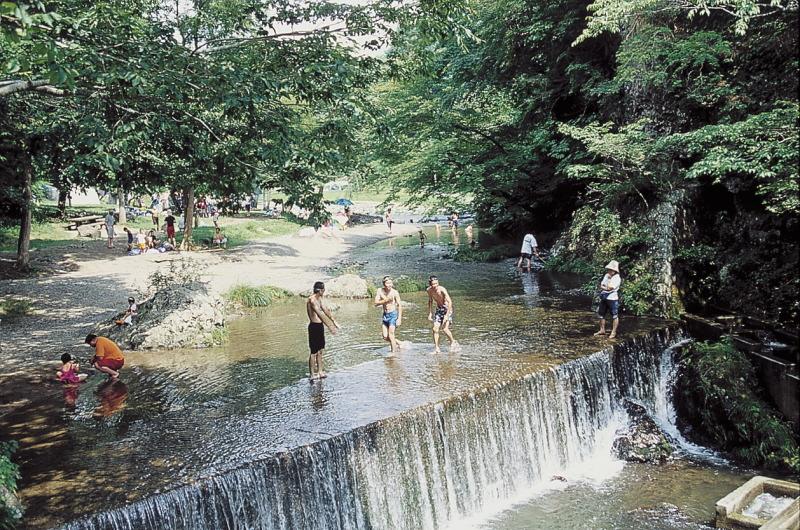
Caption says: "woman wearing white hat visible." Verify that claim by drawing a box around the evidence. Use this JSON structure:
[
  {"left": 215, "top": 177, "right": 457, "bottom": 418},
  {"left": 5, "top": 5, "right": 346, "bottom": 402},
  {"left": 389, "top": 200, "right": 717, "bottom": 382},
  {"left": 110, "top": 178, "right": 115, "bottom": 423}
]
[{"left": 595, "top": 260, "right": 621, "bottom": 339}]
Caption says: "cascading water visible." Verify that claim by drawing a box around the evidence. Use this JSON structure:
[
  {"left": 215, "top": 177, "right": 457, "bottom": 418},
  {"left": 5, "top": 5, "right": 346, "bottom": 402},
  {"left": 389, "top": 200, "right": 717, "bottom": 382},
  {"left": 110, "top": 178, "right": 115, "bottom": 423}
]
[{"left": 61, "top": 329, "right": 684, "bottom": 530}]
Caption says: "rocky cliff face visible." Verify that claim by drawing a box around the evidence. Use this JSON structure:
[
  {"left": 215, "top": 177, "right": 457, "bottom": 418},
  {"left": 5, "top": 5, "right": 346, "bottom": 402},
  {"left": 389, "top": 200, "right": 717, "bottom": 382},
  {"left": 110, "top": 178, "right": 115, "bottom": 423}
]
[{"left": 95, "top": 283, "right": 225, "bottom": 350}]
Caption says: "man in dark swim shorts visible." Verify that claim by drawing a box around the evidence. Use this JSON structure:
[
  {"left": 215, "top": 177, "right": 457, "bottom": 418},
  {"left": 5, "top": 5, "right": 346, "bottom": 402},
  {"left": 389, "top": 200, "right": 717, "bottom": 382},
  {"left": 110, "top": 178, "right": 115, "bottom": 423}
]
[
  {"left": 426, "top": 275, "right": 460, "bottom": 354},
  {"left": 306, "top": 281, "right": 340, "bottom": 381}
]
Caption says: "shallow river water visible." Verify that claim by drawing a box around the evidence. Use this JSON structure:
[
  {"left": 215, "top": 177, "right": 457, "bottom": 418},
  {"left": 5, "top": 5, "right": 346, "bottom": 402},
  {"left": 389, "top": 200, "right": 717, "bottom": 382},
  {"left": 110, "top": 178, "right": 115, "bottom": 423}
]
[{"left": 3, "top": 226, "right": 755, "bottom": 529}]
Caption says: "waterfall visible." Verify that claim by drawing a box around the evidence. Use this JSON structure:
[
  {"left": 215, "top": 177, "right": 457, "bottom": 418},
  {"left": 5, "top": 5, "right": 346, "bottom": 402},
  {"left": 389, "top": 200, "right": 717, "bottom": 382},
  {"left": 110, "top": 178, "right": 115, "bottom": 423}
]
[{"left": 61, "top": 328, "right": 681, "bottom": 530}]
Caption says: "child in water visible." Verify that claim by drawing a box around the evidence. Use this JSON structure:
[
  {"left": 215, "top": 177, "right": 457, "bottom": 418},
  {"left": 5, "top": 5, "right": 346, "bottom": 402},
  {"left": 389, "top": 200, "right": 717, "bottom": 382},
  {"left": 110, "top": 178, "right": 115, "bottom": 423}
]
[
  {"left": 418, "top": 228, "right": 427, "bottom": 248},
  {"left": 56, "top": 353, "right": 88, "bottom": 384}
]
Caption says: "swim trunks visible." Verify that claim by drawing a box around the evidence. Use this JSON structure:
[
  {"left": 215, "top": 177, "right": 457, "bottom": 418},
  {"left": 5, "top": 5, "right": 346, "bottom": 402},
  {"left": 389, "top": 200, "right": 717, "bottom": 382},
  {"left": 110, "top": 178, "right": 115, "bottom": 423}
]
[
  {"left": 166, "top": 225, "right": 176, "bottom": 238},
  {"left": 382, "top": 310, "right": 398, "bottom": 328},
  {"left": 433, "top": 305, "right": 453, "bottom": 325},
  {"left": 308, "top": 322, "right": 325, "bottom": 354}
]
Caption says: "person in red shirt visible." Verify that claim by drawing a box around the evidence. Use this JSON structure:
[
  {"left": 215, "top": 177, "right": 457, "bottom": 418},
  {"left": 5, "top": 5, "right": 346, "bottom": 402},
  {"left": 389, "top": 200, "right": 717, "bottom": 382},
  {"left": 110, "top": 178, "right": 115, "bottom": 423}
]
[{"left": 85, "top": 334, "right": 125, "bottom": 380}]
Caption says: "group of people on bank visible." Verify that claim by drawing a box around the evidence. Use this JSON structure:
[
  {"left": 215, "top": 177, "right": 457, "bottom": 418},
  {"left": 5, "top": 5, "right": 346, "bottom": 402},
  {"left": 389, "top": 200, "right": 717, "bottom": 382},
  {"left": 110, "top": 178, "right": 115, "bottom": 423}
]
[{"left": 304, "top": 275, "right": 459, "bottom": 381}]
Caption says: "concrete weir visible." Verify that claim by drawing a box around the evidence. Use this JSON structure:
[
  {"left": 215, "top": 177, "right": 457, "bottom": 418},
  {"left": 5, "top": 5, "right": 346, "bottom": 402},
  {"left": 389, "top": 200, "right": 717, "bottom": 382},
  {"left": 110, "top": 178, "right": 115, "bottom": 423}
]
[{"left": 49, "top": 325, "right": 681, "bottom": 530}]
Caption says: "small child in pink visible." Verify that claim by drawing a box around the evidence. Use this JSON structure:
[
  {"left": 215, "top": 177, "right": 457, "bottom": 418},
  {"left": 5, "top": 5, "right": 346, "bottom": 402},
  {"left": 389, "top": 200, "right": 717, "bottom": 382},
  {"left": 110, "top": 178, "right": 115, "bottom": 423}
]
[{"left": 57, "top": 353, "right": 88, "bottom": 384}]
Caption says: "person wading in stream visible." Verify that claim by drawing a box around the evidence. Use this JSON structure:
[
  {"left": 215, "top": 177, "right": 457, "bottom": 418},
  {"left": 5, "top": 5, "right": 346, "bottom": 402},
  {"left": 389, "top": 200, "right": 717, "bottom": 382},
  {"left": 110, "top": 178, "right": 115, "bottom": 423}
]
[
  {"left": 306, "top": 281, "right": 339, "bottom": 381},
  {"left": 374, "top": 276, "right": 403, "bottom": 355},
  {"left": 594, "top": 260, "right": 622, "bottom": 339},
  {"left": 427, "top": 275, "right": 460, "bottom": 353}
]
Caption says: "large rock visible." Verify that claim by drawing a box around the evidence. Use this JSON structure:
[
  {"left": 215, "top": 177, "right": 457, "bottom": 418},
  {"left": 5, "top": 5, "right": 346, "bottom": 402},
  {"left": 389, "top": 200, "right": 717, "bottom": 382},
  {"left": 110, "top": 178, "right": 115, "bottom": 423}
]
[
  {"left": 95, "top": 283, "right": 225, "bottom": 350},
  {"left": 323, "top": 274, "right": 370, "bottom": 299},
  {"left": 612, "top": 399, "right": 674, "bottom": 463}
]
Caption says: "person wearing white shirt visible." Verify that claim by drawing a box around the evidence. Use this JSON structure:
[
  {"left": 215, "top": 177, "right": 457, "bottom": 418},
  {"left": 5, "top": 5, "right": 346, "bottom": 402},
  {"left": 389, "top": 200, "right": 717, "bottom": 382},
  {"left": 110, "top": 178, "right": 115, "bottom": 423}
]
[
  {"left": 516, "top": 232, "right": 541, "bottom": 272},
  {"left": 595, "top": 260, "right": 622, "bottom": 339}
]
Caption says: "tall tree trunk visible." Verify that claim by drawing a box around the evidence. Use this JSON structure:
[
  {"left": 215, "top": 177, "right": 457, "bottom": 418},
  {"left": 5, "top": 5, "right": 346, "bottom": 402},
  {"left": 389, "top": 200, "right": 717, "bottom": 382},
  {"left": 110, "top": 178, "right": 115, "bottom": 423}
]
[
  {"left": 57, "top": 188, "right": 68, "bottom": 219},
  {"left": 648, "top": 188, "right": 685, "bottom": 317},
  {"left": 16, "top": 151, "right": 33, "bottom": 271},
  {"left": 116, "top": 187, "right": 127, "bottom": 224},
  {"left": 181, "top": 187, "right": 195, "bottom": 250}
]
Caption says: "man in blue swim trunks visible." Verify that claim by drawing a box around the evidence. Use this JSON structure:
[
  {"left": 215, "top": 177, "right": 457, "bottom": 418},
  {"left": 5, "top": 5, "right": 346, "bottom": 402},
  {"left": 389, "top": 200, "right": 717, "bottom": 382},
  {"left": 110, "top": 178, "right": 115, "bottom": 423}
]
[
  {"left": 374, "top": 276, "right": 403, "bottom": 355},
  {"left": 427, "top": 275, "right": 460, "bottom": 354}
]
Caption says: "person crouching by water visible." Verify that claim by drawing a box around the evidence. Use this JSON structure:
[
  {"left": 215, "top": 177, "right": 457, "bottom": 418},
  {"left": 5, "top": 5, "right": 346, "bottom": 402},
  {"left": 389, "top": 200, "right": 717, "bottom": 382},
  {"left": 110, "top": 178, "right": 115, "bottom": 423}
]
[
  {"left": 56, "top": 353, "right": 88, "bottom": 384},
  {"left": 374, "top": 276, "right": 403, "bottom": 355},
  {"left": 594, "top": 260, "right": 622, "bottom": 339},
  {"left": 85, "top": 334, "right": 125, "bottom": 380},
  {"left": 306, "top": 281, "right": 340, "bottom": 382}
]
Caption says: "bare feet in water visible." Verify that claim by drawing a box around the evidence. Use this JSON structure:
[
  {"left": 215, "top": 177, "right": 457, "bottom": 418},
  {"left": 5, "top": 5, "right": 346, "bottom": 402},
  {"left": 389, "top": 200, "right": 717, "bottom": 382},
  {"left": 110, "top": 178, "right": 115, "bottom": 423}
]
[
  {"left": 449, "top": 341, "right": 461, "bottom": 353},
  {"left": 593, "top": 330, "right": 605, "bottom": 336}
]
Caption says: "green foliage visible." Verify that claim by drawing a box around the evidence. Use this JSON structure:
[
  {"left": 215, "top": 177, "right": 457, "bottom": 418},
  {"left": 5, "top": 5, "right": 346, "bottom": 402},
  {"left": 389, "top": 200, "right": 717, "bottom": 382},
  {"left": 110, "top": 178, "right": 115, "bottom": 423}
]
[
  {"left": 0, "top": 298, "right": 33, "bottom": 317},
  {"left": 676, "top": 339, "right": 800, "bottom": 473},
  {"left": 210, "top": 326, "right": 229, "bottom": 345},
  {"left": 663, "top": 103, "right": 799, "bottom": 215},
  {"left": 0, "top": 440, "right": 22, "bottom": 529},
  {"left": 391, "top": 275, "right": 428, "bottom": 293},
  {"left": 576, "top": 0, "right": 793, "bottom": 44},
  {"left": 225, "top": 284, "right": 292, "bottom": 307}
]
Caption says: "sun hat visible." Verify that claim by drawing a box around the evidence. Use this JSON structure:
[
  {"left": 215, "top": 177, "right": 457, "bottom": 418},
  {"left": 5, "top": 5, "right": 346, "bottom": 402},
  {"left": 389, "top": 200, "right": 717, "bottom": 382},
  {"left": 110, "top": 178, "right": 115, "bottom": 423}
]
[{"left": 605, "top": 260, "right": 620, "bottom": 273}]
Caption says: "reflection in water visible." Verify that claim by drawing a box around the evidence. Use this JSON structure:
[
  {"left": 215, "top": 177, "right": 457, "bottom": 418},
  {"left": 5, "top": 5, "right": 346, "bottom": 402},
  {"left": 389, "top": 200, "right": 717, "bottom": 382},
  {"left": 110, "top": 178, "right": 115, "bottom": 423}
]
[
  {"left": 93, "top": 380, "right": 128, "bottom": 418},
  {"left": 309, "top": 383, "right": 327, "bottom": 411},
  {"left": 63, "top": 384, "right": 80, "bottom": 408}
]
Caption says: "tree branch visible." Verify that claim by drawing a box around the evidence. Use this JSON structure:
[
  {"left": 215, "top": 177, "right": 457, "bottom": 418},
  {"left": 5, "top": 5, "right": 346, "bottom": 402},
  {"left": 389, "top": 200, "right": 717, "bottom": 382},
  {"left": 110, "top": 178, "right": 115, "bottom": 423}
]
[{"left": 0, "top": 79, "right": 65, "bottom": 97}]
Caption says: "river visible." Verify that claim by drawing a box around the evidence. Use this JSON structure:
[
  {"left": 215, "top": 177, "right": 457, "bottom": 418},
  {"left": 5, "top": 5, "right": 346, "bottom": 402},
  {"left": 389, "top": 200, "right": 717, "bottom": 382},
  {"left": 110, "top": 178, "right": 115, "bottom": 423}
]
[{"left": 2, "top": 226, "right": 753, "bottom": 529}]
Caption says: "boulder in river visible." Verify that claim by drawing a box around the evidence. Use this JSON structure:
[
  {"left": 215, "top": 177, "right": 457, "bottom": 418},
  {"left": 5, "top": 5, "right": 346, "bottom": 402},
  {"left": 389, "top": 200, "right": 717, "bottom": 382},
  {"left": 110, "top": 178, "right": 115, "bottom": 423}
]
[
  {"left": 323, "top": 274, "right": 370, "bottom": 299},
  {"left": 612, "top": 399, "right": 674, "bottom": 463},
  {"left": 95, "top": 283, "right": 225, "bottom": 350}
]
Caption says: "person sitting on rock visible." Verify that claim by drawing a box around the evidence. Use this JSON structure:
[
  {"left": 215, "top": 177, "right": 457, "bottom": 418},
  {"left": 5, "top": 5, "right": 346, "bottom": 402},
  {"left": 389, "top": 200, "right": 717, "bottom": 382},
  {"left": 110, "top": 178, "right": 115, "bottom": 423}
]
[
  {"left": 115, "top": 297, "right": 137, "bottom": 326},
  {"left": 212, "top": 227, "right": 228, "bottom": 249},
  {"left": 85, "top": 334, "right": 125, "bottom": 380}
]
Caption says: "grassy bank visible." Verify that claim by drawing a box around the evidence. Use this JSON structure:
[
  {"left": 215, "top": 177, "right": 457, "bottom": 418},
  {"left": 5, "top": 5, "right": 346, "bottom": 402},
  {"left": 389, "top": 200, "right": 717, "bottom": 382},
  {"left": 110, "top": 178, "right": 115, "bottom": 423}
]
[
  {"left": 0, "top": 208, "right": 301, "bottom": 252},
  {"left": 225, "top": 284, "right": 294, "bottom": 307}
]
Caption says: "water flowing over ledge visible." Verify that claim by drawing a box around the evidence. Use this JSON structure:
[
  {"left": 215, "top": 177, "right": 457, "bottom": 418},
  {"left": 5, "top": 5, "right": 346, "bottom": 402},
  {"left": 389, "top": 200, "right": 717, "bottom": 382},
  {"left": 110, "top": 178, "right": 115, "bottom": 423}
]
[{"left": 61, "top": 327, "right": 682, "bottom": 530}]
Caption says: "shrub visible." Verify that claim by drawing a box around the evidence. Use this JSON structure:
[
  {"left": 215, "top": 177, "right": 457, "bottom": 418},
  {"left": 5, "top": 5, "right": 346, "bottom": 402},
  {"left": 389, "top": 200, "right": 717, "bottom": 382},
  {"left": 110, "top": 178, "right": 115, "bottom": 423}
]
[
  {"left": 0, "top": 441, "right": 22, "bottom": 529},
  {"left": 675, "top": 339, "right": 800, "bottom": 473},
  {"left": 392, "top": 275, "right": 428, "bottom": 293},
  {"left": 225, "top": 285, "right": 292, "bottom": 307},
  {"left": 0, "top": 299, "right": 32, "bottom": 317},
  {"left": 210, "top": 326, "right": 229, "bottom": 345}
]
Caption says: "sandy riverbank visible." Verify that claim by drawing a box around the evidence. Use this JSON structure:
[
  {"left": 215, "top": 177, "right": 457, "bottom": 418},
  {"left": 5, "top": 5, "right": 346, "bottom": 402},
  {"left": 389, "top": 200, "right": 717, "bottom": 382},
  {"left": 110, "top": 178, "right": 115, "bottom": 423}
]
[{"left": 0, "top": 222, "right": 419, "bottom": 372}]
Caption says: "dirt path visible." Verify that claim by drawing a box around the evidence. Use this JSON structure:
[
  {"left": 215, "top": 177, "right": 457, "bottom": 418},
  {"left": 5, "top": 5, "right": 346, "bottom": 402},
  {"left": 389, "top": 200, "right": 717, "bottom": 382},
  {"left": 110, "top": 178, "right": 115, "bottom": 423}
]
[{"left": 0, "top": 222, "right": 418, "bottom": 370}]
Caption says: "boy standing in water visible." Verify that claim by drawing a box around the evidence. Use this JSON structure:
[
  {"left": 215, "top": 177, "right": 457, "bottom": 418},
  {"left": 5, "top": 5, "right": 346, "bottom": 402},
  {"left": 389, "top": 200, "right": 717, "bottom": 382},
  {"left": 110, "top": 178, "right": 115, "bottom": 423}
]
[
  {"left": 374, "top": 276, "right": 403, "bottom": 355},
  {"left": 427, "top": 275, "right": 460, "bottom": 353},
  {"left": 306, "top": 281, "right": 339, "bottom": 381}
]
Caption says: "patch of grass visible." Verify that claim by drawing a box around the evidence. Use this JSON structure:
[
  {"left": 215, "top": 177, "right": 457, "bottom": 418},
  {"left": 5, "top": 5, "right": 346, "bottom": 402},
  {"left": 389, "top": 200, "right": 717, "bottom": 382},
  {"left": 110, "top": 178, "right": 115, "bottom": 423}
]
[
  {"left": 210, "top": 326, "right": 229, "bottom": 345},
  {"left": 0, "top": 299, "right": 33, "bottom": 317},
  {"left": 0, "top": 222, "right": 79, "bottom": 252},
  {"left": 183, "top": 218, "right": 301, "bottom": 248},
  {"left": 392, "top": 275, "right": 428, "bottom": 293},
  {"left": 225, "top": 284, "right": 293, "bottom": 307},
  {"left": 453, "top": 244, "right": 516, "bottom": 263},
  {"left": 366, "top": 284, "right": 377, "bottom": 298}
]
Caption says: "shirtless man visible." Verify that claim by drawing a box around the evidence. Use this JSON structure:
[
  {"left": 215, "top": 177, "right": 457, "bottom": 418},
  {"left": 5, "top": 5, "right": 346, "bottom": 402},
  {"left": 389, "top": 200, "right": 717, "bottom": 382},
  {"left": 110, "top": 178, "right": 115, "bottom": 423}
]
[
  {"left": 374, "top": 276, "right": 403, "bottom": 354},
  {"left": 427, "top": 275, "right": 460, "bottom": 353},
  {"left": 306, "top": 281, "right": 339, "bottom": 381}
]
